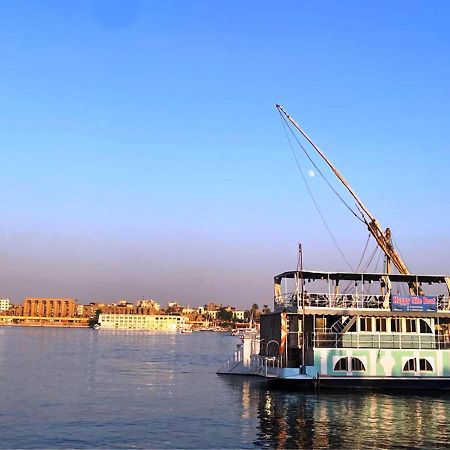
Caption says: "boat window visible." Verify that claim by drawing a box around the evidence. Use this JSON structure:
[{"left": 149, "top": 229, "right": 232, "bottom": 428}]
[
  {"left": 334, "top": 357, "right": 348, "bottom": 371},
  {"left": 419, "top": 358, "right": 433, "bottom": 372},
  {"left": 405, "top": 319, "right": 417, "bottom": 333},
  {"left": 403, "top": 358, "right": 417, "bottom": 372},
  {"left": 360, "top": 318, "right": 372, "bottom": 332},
  {"left": 391, "top": 318, "right": 401, "bottom": 332},
  {"left": 375, "top": 318, "right": 387, "bottom": 332},
  {"left": 419, "top": 320, "right": 432, "bottom": 334},
  {"left": 315, "top": 317, "right": 326, "bottom": 331},
  {"left": 351, "top": 357, "right": 366, "bottom": 371}
]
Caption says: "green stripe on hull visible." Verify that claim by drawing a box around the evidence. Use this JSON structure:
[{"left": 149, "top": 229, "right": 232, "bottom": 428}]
[{"left": 314, "top": 348, "right": 450, "bottom": 377}]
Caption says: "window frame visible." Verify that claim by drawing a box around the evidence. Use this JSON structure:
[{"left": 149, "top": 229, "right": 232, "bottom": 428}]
[
  {"left": 403, "top": 358, "right": 417, "bottom": 372},
  {"left": 350, "top": 357, "right": 366, "bottom": 372},
  {"left": 359, "top": 317, "right": 373, "bottom": 332},
  {"left": 403, "top": 357, "right": 433, "bottom": 373},
  {"left": 333, "top": 357, "right": 348, "bottom": 372}
]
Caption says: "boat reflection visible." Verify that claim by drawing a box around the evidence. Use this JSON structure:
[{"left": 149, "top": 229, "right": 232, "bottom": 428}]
[{"left": 220, "top": 376, "right": 450, "bottom": 449}]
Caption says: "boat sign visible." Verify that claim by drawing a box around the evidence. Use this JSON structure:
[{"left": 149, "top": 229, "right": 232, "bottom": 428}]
[{"left": 391, "top": 295, "right": 437, "bottom": 312}]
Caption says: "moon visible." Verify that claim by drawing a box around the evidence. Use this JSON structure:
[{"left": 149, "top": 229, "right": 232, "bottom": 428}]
[{"left": 308, "top": 170, "right": 315, "bottom": 178}]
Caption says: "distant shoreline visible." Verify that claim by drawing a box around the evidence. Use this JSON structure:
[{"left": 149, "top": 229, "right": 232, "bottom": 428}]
[{"left": 0, "top": 323, "right": 89, "bottom": 328}]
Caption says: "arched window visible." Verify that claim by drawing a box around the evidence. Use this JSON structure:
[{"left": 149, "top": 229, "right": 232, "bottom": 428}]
[
  {"left": 351, "top": 357, "right": 366, "bottom": 371},
  {"left": 419, "top": 358, "right": 433, "bottom": 372},
  {"left": 334, "top": 357, "right": 348, "bottom": 371},
  {"left": 403, "top": 358, "right": 416, "bottom": 372},
  {"left": 419, "top": 320, "right": 432, "bottom": 334}
]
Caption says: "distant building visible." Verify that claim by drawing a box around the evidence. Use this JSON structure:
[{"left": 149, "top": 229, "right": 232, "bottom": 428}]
[
  {"left": 81, "top": 303, "right": 105, "bottom": 318},
  {"left": 2, "top": 305, "right": 23, "bottom": 316},
  {"left": 206, "top": 310, "right": 219, "bottom": 320},
  {"left": 76, "top": 304, "right": 84, "bottom": 317},
  {"left": 0, "top": 298, "right": 10, "bottom": 312},
  {"left": 138, "top": 299, "right": 160, "bottom": 311},
  {"left": 166, "top": 301, "right": 183, "bottom": 314},
  {"left": 23, "top": 298, "right": 77, "bottom": 317},
  {"left": 205, "top": 302, "right": 222, "bottom": 311},
  {"left": 233, "top": 310, "right": 245, "bottom": 321}
]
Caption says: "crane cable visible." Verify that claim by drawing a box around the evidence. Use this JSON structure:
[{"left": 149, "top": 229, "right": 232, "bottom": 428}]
[
  {"left": 373, "top": 247, "right": 382, "bottom": 273},
  {"left": 279, "top": 112, "right": 355, "bottom": 272},
  {"left": 361, "top": 244, "right": 380, "bottom": 273},
  {"left": 342, "top": 240, "right": 380, "bottom": 294},
  {"left": 391, "top": 234, "right": 408, "bottom": 271},
  {"left": 278, "top": 110, "right": 365, "bottom": 224},
  {"left": 355, "top": 233, "right": 372, "bottom": 273},
  {"left": 365, "top": 247, "right": 383, "bottom": 294},
  {"left": 278, "top": 111, "right": 381, "bottom": 275}
]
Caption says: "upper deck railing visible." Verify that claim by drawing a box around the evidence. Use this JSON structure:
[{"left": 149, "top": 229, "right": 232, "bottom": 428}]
[
  {"left": 308, "top": 332, "right": 450, "bottom": 350},
  {"left": 275, "top": 292, "right": 450, "bottom": 311}
]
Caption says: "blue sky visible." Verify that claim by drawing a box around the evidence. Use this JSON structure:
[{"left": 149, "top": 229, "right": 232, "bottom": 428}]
[{"left": 0, "top": 1, "right": 449, "bottom": 307}]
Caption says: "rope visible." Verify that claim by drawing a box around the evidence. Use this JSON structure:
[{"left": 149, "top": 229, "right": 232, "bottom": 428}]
[
  {"left": 373, "top": 247, "right": 382, "bottom": 272},
  {"left": 355, "top": 234, "right": 371, "bottom": 273},
  {"left": 341, "top": 242, "right": 380, "bottom": 295},
  {"left": 278, "top": 111, "right": 381, "bottom": 278},
  {"left": 391, "top": 234, "right": 409, "bottom": 271},
  {"left": 361, "top": 244, "right": 379, "bottom": 273},
  {"left": 279, "top": 114, "right": 355, "bottom": 272}
]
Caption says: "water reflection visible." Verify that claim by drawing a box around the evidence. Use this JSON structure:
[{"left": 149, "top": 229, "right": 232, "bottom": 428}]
[
  {"left": 222, "top": 377, "right": 450, "bottom": 449},
  {"left": 2, "top": 329, "right": 449, "bottom": 449}
]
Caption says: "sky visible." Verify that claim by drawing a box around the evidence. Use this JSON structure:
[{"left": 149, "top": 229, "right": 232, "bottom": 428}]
[{"left": 0, "top": 0, "right": 449, "bottom": 308}]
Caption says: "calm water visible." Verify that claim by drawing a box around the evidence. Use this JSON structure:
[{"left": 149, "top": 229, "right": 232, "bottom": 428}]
[{"left": 0, "top": 328, "right": 449, "bottom": 449}]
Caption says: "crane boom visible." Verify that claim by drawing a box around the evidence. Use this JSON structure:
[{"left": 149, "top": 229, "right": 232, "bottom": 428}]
[{"left": 277, "top": 104, "right": 420, "bottom": 291}]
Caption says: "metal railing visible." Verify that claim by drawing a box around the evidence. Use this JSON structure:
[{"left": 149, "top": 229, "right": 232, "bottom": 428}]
[
  {"left": 275, "top": 292, "right": 450, "bottom": 311},
  {"left": 217, "top": 346, "right": 243, "bottom": 374},
  {"left": 310, "top": 332, "right": 450, "bottom": 350},
  {"left": 250, "top": 354, "right": 283, "bottom": 377}
]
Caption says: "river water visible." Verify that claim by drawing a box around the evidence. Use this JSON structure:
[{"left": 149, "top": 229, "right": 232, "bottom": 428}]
[{"left": 0, "top": 327, "right": 449, "bottom": 449}]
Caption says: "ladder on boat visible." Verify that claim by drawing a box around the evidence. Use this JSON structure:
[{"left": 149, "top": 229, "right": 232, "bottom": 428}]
[{"left": 330, "top": 316, "right": 357, "bottom": 334}]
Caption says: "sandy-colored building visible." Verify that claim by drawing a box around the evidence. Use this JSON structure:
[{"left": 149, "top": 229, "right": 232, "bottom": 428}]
[{"left": 23, "top": 298, "right": 77, "bottom": 317}]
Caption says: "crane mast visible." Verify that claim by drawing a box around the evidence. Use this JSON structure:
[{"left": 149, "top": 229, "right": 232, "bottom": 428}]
[{"left": 276, "top": 104, "right": 422, "bottom": 294}]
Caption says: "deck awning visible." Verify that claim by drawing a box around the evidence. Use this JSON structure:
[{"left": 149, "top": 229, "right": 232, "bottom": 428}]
[{"left": 274, "top": 270, "right": 449, "bottom": 285}]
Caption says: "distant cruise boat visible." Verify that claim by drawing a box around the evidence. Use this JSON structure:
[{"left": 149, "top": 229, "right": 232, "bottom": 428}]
[
  {"left": 95, "top": 313, "right": 188, "bottom": 331},
  {"left": 218, "top": 105, "right": 450, "bottom": 390}
]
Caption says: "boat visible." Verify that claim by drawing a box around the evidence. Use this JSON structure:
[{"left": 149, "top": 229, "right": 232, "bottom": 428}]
[
  {"left": 180, "top": 327, "right": 193, "bottom": 333},
  {"left": 231, "top": 316, "right": 259, "bottom": 337},
  {"left": 218, "top": 105, "right": 450, "bottom": 389},
  {"left": 95, "top": 313, "right": 188, "bottom": 331}
]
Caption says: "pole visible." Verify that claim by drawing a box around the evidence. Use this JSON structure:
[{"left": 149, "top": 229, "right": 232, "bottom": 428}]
[{"left": 300, "top": 243, "right": 305, "bottom": 370}]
